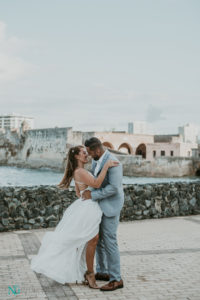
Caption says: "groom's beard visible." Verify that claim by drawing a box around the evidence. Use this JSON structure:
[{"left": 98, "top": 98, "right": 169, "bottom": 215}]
[{"left": 93, "top": 155, "right": 100, "bottom": 161}]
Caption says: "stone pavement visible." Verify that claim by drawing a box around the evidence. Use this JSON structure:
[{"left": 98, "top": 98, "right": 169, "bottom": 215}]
[{"left": 0, "top": 215, "right": 200, "bottom": 300}]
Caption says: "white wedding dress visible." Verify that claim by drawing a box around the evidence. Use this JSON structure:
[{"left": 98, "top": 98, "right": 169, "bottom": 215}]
[{"left": 31, "top": 179, "right": 102, "bottom": 284}]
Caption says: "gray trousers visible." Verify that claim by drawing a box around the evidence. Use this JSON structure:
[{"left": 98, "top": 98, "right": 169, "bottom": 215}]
[{"left": 96, "top": 214, "right": 121, "bottom": 282}]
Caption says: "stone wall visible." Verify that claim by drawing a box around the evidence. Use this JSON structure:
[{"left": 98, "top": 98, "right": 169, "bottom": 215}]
[
  {"left": 0, "top": 182, "right": 200, "bottom": 232},
  {"left": 117, "top": 155, "right": 197, "bottom": 177},
  {"left": 7, "top": 127, "right": 72, "bottom": 170},
  {"left": 0, "top": 127, "right": 94, "bottom": 171}
]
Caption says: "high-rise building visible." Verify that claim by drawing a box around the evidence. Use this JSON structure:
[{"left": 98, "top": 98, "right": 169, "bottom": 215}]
[
  {"left": 128, "top": 122, "right": 133, "bottom": 134},
  {"left": 0, "top": 113, "right": 34, "bottom": 131},
  {"left": 178, "top": 123, "right": 199, "bottom": 144},
  {"left": 128, "top": 121, "right": 149, "bottom": 134}
]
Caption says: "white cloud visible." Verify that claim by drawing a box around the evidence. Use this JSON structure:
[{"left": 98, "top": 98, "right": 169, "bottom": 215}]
[
  {"left": 0, "top": 21, "right": 37, "bottom": 84},
  {"left": 146, "top": 104, "right": 166, "bottom": 123}
]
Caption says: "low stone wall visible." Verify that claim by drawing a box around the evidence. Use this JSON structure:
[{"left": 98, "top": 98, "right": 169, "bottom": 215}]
[{"left": 0, "top": 183, "right": 200, "bottom": 232}]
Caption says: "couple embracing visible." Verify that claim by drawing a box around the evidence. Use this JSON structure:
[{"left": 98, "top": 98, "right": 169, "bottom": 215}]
[{"left": 31, "top": 137, "right": 124, "bottom": 291}]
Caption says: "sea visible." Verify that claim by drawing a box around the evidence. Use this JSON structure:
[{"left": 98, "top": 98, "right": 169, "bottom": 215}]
[{"left": 0, "top": 166, "right": 199, "bottom": 187}]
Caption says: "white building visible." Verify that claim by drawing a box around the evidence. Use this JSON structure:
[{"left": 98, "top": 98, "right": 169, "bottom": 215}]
[
  {"left": 0, "top": 113, "right": 34, "bottom": 131},
  {"left": 128, "top": 121, "right": 153, "bottom": 134},
  {"left": 178, "top": 123, "right": 199, "bottom": 144}
]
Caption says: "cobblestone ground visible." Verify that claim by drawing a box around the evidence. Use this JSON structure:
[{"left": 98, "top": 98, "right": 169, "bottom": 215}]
[{"left": 0, "top": 215, "right": 200, "bottom": 300}]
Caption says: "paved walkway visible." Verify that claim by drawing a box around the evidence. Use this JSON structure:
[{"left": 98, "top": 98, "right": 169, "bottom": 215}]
[{"left": 1, "top": 215, "right": 200, "bottom": 300}]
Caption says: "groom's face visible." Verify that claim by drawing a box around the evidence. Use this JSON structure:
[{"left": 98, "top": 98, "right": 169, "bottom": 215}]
[{"left": 86, "top": 147, "right": 101, "bottom": 161}]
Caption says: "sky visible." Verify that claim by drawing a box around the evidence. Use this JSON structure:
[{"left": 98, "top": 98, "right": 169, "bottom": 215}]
[{"left": 0, "top": 0, "right": 200, "bottom": 134}]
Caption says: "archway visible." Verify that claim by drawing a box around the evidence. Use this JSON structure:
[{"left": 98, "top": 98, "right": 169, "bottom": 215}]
[
  {"left": 118, "top": 143, "right": 133, "bottom": 154},
  {"left": 195, "top": 169, "right": 200, "bottom": 176},
  {"left": 102, "top": 141, "right": 114, "bottom": 150},
  {"left": 136, "top": 143, "right": 146, "bottom": 159}
]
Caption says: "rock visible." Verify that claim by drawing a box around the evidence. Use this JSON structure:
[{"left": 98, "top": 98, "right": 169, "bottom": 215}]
[
  {"left": 171, "top": 200, "right": 179, "bottom": 214},
  {"left": 46, "top": 215, "right": 58, "bottom": 222},
  {"left": 23, "top": 224, "right": 32, "bottom": 230},
  {"left": 143, "top": 210, "right": 149, "bottom": 216},
  {"left": 134, "top": 210, "right": 142, "bottom": 216},
  {"left": 2, "top": 218, "right": 9, "bottom": 226},
  {"left": 189, "top": 197, "right": 196, "bottom": 207},
  {"left": 53, "top": 205, "right": 61, "bottom": 214},
  {"left": 5, "top": 192, "right": 13, "bottom": 197},
  {"left": 28, "top": 219, "right": 35, "bottom": 224},
  {"left": 46, "top": 206, "right": 53, "bottom": 216},
  {"left": 155, "top": 199, "right": 162, "bottom": 213},
  {"left": 179, "top": 199, "right": 189, "bottom": 212},
  {"left": 145, "top": 200, "right": 151, "bottom": 208},
  {"left": 135, "top": 215, "right": 143, "bottom": 220},
  {"left": 12, "top": 198, "right": 21, "bottom": 207},
  {"left": 8, "top": 202, "right": 16, "bottom": 214},
  {"left": 144, "top": 190, "right": 152, "bottom": 198},
  {"left": 164, "top": 207, "right": 172, "bottom": 216},
  {"left": 35, "top": 216, "right": 44, "bottom": 223},
  {"left": 32, "top": 207, "right": 40, "bottom": 217},
  {"left": 40, "top": 209, "right": 46, "bottom": 215},
  {"left": 33, "top": 224, "right": 41, "bottom": 229},
  {"left": 49, "top": 221, "right": 58, "bottom": 227},
  {"left": 14, "top": 217, "right": 24, "bottom": 225},
  {"left": 2, "top": 211, "right": 9, "bottom": 218},
  {"left": 7, "top": 224, "right": 15, "bottom": 230},
  {"left": 0, "top": 223, "right": 4, "bottom": 232},
  {"left": 150, "top": 208, "right": 157, "bottom": 215}
]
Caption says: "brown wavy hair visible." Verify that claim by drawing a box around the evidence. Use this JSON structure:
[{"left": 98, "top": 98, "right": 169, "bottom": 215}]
[{"left": 57, "top": 145, "right": 84, "bottom": 189}]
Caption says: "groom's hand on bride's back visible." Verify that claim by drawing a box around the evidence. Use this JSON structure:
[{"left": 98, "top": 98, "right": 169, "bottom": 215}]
[{"left": 82, "top": 190, "right": 91, "bottom": 200}]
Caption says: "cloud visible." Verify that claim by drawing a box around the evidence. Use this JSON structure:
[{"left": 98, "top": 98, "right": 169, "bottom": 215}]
[
  {"left": 0, "top": 21, "right": 37, "bottom": 84},
  {"left": 145, "top": 104, "right": 166, "bottom": 123}
]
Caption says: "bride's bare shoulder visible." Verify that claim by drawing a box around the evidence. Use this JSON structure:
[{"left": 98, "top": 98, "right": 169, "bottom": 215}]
[{"left": 74, "top": 168, "right": 90, "bottom": 177}]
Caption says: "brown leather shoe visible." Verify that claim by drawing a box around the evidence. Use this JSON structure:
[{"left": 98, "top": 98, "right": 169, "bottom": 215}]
[
  {"left": 95, "top": 272, "right": 110, "bottom": 281},
  {"left": 100, "top": 279, "right": 124, "bottom": 291}
]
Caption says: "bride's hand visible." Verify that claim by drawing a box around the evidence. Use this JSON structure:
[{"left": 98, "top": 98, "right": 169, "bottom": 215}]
[{"left": 105, "top": 160, "right": 119, "bottom": 169}]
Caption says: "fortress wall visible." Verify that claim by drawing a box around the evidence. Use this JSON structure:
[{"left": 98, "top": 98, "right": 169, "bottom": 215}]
[{"left": 0, "top": 127, "right": 199, "bottom": 176}]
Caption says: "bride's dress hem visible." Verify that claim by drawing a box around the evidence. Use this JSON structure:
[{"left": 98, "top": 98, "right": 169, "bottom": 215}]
[{"left": 30, "top": 196, "right": 102, "bottom": 285}]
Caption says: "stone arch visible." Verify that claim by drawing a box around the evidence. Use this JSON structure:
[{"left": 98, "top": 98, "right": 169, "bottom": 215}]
[
  {"left": 195, "top": 168, "right": 200, "bottom": 176},
  {"left": 102, "top": 141, "right": 114, "bottom": 150},
  {"left": 136, "top": 143, "right": 146, "bottom": 159},
  {"left": 118, "top": 143, "right": 133, "bottom": 154}
]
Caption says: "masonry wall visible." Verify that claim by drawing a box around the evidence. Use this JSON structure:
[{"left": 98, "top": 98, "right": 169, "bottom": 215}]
[
  {"left": 0, "top": 182, "right": 200, "bottom": 232},
  {"left": 146, "top": 143, "right": 180, "bottom": 161}
]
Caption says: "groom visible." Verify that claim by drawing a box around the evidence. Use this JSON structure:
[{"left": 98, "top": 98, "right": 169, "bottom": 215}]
[{"left": 82, "top": 137, "right": 124, "bottom": 291}]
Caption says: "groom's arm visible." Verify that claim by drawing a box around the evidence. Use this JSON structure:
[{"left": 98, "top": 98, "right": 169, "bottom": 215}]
[{"left": 91, "top": 163, "right": 123, "bottom": 201}]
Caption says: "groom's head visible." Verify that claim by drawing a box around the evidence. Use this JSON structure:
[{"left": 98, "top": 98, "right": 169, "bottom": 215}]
[{"left": 84, "top": 137, "right": 104, "bottom": 161}]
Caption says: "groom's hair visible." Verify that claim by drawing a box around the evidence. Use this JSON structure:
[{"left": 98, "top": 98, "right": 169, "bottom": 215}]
[{"left": 84, "top": 137, "right": 103, "bottom": 150}]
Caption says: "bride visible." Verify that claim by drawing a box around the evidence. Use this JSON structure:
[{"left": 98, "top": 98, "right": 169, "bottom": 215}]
[{"left": 31, "top": 145, "right": 118, "bottom": 289}]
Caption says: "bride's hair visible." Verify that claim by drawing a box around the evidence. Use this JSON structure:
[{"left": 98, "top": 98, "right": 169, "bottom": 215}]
[{"left": 57, "top": 145, "right": 84, "bottom": 189}]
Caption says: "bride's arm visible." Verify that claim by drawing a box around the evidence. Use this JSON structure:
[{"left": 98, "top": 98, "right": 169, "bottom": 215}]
[{"left": 74, "top": 160, "right": 118, "bottom": 189}]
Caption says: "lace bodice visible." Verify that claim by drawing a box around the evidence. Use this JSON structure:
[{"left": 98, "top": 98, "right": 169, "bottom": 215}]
[
  {"left": 74, "top": 170, "right": 92, "bottom": 195},
  {"left": 74, "top": 180, "right": 88, "bottom": 191}
]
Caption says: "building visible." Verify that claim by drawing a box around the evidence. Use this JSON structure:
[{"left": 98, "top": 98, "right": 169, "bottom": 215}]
[
  {"left": 128, "top": 122, "right": 133, "bottom": 134},
  {"left": 93, "top": 130, "right": 198, "bottom": 161},
  {"left": 128, "top": 121, "right": 148, "bottom": 134},
  {"left": 0, "top": 113, "right": 34, "bottom": 131},
  {"left": 178, "top": 123, "right": 199, "bottom": 144},
  {"left": 128, "top": 121, "right": 154, "bottom": 135}
]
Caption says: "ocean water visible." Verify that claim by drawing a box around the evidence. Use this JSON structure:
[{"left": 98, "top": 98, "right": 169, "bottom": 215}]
[{"left": 0, "top": 166, "right": 199, "bottom": 187}]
